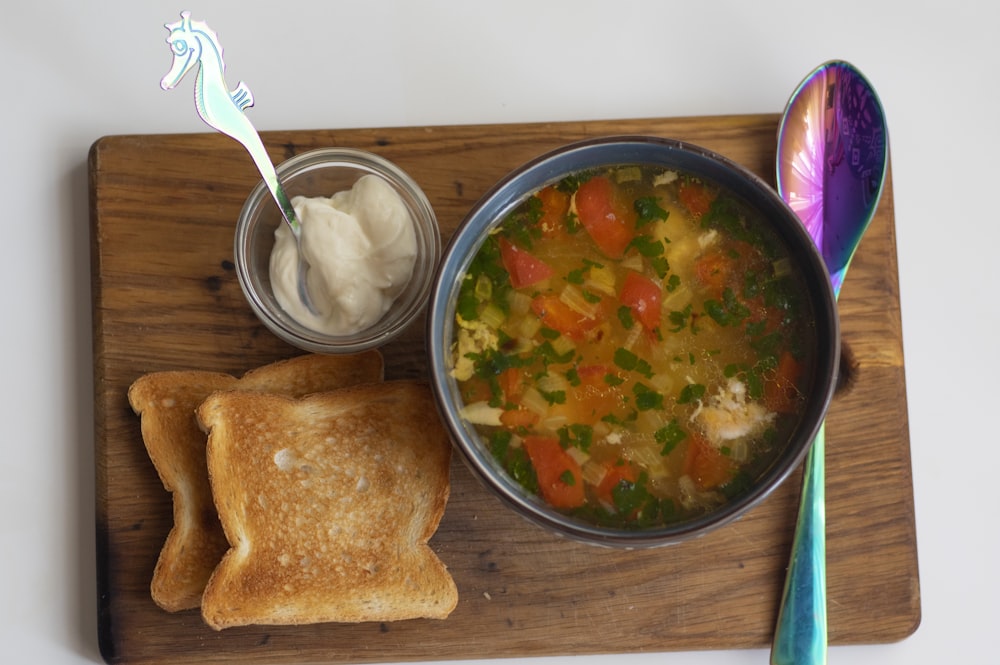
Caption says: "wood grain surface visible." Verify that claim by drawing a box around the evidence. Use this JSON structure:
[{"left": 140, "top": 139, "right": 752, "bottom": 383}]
[{"left": 89, "top": 114, "right": 919, "bottom": 665}]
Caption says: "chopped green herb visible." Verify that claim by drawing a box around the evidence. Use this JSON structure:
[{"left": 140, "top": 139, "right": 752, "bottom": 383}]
[
  {"left": 677, "top": 383, "right": 706, "bottom": 404},
  {"left": 629, "top": 235, "right": 665, "bottom": 258},
  {"left": 745, "top": 370, "right": 764, "bottom": 399},
  {"left": 539, "top": 326, "right": 561, "bottom": 340},
  {"left": 634, "top": 196, "right": 669, "bottom": 228},
  {"left": 654, "top": 420, "right": 687, "bottom": 455},
  {"left": 558, "top": 423, "right": 594, "bottom": 452},
  {"left": 612, "top": 473, "right": 651, "bottom": 515},
  {"left": 705, "top": 287, "right": 751, "bottom": 327},
  {"left": 751, "top": 331, "right": 783, "bottom": 362},
  {"left": 456, "top": 290, "right": 480, "bottom": 321},
  {"left": 704, "top": 299, "right": 729, "bottom": 326},
  {"left": 668, "top": 304, "right": 693, "bottom": 333},
  {"left": 613, "top": 347, "right": 654, "bottom": 378},
  {"left": 490, "top": 429, "right": 513, "bottom": 461},
  {"left": 723, "top": 287, "right": 751, "bottom": 320},
  {"left": 540, "top": 389, "right": 566, "bottom": 405},
  {"left": 536, "top": 341, "right": 575, "bottom": 365},
  {"left": 506, "top": 447, "right": 538, "bottom": 494},
  {"left": 617, "top": 305, "right": 635, "bottom": 329},
  {"left": 650, "top": 256, "right": 670, "bottom": 279},
  {"left": 556, "top": 170, "right": 595, "bottom": 194},
  {"left": 604, "top": 373, "right": 625, "bottom": 387},
  {"left": 721, "top": 470, "right": 754, "bottom": 499},
  {"left": 633, "top": 383, "right": 664, "bottom": 411}
]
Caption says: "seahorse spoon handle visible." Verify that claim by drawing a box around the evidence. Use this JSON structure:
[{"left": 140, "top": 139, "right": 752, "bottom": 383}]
[{"left": 160, "top": 12, "right": 313, "bottom": 311}]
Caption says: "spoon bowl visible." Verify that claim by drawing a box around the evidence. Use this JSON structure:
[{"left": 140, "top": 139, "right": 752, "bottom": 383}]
[
  {"left": 776, "top": 61, "right": 889, "bottom": 291},
  {"left": 770, "top": 60, "right": 888, "bottom": 665}
]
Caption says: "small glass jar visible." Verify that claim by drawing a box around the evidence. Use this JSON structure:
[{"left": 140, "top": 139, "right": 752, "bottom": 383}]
[{"left": 235, "top": 148, "right": 440, "bottom": 354}]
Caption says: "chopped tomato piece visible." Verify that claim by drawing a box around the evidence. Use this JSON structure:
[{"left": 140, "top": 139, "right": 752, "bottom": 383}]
[
  {"left": 575, "top": 364, "right": 611, "bottom": 384},
  {"left": 694, "top": 250, "right": 733, "bottom": 293},
  {"left": 620, "top": 270, "right": 662, "bottom": 330},
  {"left": 574, "top": 176, "right": 635, "bottom": 259},
  {"left": 530, "top": 294, "right": 598, "bottom": 340},
  {"left": 764, "top": 351, "right": 804, "bottom": 414},
  {"left": 678, "top": 179, "right": 715, "bottom": 218},
  {"left": 536, "top": 185, "right": 571, "bottom": 237},
  {"left": 500, "top": 407, "right": 540, "bottom": 429},
  {"left": 499, "top": 367, "right": 525, "bottom": 404},
  {"left": 576, "top": 365, "right": 608, "bottom": 383},
  {"left": 745, "top": 295, "right": 784, "bottom": 335},
  {"left": 683, "top": 434, "right": 736, "bottom": 490},
  {"left": 499, "top": 238, "right": 554, "bottom": 288},
  {"left": 522, "top": 435, "right": 585, "bottom": 509}
]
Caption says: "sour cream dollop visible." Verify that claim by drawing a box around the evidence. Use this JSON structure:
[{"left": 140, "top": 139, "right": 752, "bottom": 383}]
[{"left": 269, "top": 174, "right": 417, "bottom": 335}]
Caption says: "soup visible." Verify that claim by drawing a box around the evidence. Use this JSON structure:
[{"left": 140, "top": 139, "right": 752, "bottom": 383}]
[{"left": 449, "top": 165, "right": 815, "bottom": 528}]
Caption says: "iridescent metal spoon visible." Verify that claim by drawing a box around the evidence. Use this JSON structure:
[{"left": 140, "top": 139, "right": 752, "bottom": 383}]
[
  {"left": 770, "top": 60, "right": 888, "bottom": 665},
  {"left": 159, "top": 12, "right": 316, "bottom": 313}
]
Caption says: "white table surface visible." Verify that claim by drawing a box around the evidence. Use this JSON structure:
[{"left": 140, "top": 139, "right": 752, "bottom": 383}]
[{"left": 3, "top": 1, "right": 997, "bottom": 663}]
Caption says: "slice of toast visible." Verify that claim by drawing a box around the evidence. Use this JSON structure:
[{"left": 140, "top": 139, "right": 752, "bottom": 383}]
[
  {"left": 197, "top": 381, "right": 457, "bottom": 630},
  {"left": 127, "top": 351, "right": 384, "bottom": 612}
]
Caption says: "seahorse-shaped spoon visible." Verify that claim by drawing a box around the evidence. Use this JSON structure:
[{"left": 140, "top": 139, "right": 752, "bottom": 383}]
[{"left": 160, "top": 11, "right": 316, "bottom": 313}]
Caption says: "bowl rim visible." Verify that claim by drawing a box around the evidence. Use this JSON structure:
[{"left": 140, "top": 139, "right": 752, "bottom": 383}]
[
  {"left": 427, "top": 135, "right": 840, "bottom": 548},
  {"left": 234, "top": 146, "right": 441, "bottom": 354}
]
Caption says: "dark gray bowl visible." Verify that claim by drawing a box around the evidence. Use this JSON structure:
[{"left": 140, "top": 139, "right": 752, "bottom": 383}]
[{"left": 427, "top": 136, "right": 840, "bottom": 548}]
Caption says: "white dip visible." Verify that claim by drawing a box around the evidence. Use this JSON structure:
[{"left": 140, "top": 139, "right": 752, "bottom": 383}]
[{"left": 269, "top": 174, "right": 417, "bottom": 335}]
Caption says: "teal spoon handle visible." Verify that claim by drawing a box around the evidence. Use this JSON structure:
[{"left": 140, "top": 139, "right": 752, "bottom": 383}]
[{"left": 771, "top": 421, "right": 827, "bottom": 665}]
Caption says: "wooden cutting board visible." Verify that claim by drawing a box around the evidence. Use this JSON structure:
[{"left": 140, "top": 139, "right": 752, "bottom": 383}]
[{"left": 90, "top": 114, "right": 919, "bottom": 665}]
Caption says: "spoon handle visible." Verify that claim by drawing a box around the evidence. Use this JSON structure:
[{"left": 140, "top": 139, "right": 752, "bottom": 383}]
[
  {"left": 238, "top": 132, "right": 301, "bottom": 235},
  {"left": 771, "top": 422, "right": 827, "bottom": 665}
]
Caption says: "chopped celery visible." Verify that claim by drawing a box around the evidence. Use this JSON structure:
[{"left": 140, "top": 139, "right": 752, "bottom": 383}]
[
  {"left": 479, "top": 303, "right": 506, "bottom": 329},
  {"left": 614, "top": 166, "right": 642, "bottom": 183},
  {"left": 474, "top": 273, "right": 492, "bottom": 301},
  {"left": 550, "top": 334, "right": 575, "bottom": 358},
  {"left": 585, "top": 264, "right": 617, "bottom": 295},
  {"left": 559, "top": 284, "right": 601, "bottom": 319},
  {"left": 520, "top": 387, "right": 549, "bottom": 416},
  {"left": 537, "top": 371, "right": 570, "bottom": 396}
]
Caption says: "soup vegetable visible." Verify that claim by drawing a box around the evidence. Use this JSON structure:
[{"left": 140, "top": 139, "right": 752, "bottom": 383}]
[{"left": 450, "top": 165, "right": 815, "bottom": 528}]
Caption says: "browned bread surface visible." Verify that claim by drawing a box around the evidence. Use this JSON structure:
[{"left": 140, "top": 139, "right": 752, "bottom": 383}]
[
  {"left": 198, "top": 381, "right": 457, "bottom": 630},
  {"left": 127, "top": 352, "right": 384, "bottom": 611}
]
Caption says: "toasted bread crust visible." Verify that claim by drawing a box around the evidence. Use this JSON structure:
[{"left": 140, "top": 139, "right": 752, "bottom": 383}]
[
  {"left": 127, "top": 352, "right": 384, "bottom": 611},
  {"left": 198, "top": 381, "right": 457, "bottom": 629}
]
